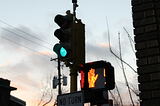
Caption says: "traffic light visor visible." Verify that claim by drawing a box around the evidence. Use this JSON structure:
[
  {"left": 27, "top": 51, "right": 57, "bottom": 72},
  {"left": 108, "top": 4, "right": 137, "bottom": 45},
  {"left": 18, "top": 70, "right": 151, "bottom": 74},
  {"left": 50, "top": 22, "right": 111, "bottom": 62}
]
[
  {"left": 54, "top": 15, "right": 65, "bottom": 28},
  {"left": 54, "top": 14, "right": 71, "bottom": 29},
  {"left": 54, "top": 29, "right": 69, "bottom": 42}
]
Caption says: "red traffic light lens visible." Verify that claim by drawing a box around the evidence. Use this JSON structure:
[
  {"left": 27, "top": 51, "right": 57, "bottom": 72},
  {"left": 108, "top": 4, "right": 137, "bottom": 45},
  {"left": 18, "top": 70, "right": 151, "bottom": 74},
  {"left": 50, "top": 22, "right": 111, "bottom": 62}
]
[{"left": 54, "top": 29, "right": 69, "bottom": 42}]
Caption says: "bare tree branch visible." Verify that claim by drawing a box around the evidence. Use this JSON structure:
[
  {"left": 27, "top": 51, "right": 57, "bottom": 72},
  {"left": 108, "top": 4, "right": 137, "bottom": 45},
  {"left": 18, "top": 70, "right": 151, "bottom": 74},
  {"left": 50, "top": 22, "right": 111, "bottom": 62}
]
[
  {"left": 42, "top": 93, "right": 53, "bottom": 106},
  {"left": 37, "top": 74, "right": 54, "bottom": 106},
  {"left": 123, "top": 27, "right": 135, "bottom": 54},
  {"left": 37, "top": 89, "right": 46, "bottom": 106},
  {"left": 106, "top": 17, "right": 137, "bottom": 73},
  {"left": 115, "top": 83, "right": 123, "bottom": 106},
  {"left": 109, "top": 90, "right": 119, "bottom": 106},
  {"left": 118, "top": 32, "right": 135, "bottom": 106}
]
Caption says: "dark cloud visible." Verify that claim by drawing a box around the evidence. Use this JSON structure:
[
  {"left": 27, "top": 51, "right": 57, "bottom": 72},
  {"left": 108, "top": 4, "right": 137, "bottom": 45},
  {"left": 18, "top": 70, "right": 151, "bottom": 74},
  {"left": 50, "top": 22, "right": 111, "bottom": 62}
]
[
  {"left": 0, "top": 24, "right": 137, "bottom": 105},
  {"left": 1, "top": 50, "right": 57, "bottom": 92},
  {"left": 1, "top": 60, "right": 39, "bottom": 91},
  {"left": 0, "top": 25, "right": 53, "bottom": 52},
  {"left": 0, "top": 25, "right": 58, "bottom": 94},
  {"left": 86, "top": 41, "right": 120, "bottom": 62}
]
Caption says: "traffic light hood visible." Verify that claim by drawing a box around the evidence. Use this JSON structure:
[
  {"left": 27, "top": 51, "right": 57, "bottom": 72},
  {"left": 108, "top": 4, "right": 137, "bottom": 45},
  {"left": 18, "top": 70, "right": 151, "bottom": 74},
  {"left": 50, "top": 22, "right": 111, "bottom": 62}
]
[
  {"left": 54, "top": 14, "right": 72, "bottom": 29},
  {"left": 54, "top": 29, "right": 69, "bottom": 42}
]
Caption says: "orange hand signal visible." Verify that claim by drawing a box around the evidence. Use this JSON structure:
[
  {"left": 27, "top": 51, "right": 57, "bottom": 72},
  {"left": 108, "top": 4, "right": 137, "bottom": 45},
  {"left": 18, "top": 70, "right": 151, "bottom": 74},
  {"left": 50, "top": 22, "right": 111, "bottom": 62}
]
[{"left": 88, "top": 68, "right": 98, "bottom": 88}]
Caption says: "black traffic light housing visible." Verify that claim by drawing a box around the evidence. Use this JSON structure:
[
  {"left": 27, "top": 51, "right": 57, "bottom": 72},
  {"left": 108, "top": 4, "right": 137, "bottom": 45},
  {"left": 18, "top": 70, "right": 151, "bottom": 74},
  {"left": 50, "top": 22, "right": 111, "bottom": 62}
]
[
  {"left": 53, "top": 10, "right": 85, "bottom": 69},
  {"left": 80, "top": 60, "right": 115, "bottom": 104},
  {"left": 53, "top": 12, "right": 73, "bottom": 60}
]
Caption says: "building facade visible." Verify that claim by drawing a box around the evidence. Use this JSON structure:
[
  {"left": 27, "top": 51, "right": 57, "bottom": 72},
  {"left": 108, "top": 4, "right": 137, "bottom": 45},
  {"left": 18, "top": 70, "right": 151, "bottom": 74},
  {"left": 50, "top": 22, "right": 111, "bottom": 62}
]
[{"left": 0, "top": 78, "right": 26, "bottom": 106}]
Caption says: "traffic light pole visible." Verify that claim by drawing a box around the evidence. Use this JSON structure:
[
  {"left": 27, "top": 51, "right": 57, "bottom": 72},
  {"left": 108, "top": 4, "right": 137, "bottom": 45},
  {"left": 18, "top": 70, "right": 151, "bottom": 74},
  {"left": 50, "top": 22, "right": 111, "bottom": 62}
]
[
  {"left": 70, "top": 66, "right": 78, "bottom": 92},
  {"left": 50, "top": 57, "right": 62, "bottom": 95},
  {"left": 58, "top": 56, "right": 62, "bottom": 94},
  {"left": 70, "top": 10, "right": 77, "bottom": 92}
]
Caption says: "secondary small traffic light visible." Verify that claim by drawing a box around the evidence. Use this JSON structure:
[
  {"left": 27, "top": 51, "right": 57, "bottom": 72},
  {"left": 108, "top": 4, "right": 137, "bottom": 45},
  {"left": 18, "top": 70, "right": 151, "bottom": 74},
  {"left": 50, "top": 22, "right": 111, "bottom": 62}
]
[
  {"left": 80, "top": 60, "right": 115, "bottom": 90},
  {"left": 63, "top": 76, "right": 67, "bottom": 86},
  {"left": 53, "top": 11, "right": 73, "bottom": 60},
  {"left": 53, "top": 76, "right": 58, "bottom": 89}
]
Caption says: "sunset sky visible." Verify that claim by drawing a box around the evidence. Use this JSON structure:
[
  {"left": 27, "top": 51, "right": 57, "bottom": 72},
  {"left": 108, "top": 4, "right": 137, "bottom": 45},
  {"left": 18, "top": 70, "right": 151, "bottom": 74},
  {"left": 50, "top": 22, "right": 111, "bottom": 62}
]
[{"left": 0, "top": 0, "right": 138, "bottom": 105}]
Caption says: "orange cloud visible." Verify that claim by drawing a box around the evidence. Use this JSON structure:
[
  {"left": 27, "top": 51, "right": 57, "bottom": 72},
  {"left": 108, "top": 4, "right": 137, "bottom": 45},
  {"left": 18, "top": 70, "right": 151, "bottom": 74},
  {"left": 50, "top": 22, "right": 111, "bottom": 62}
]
[
  {"left": 39, "top": 51, "right": 52, "bottom": 56},
  {"left": 0, "top": 60, "right": 12, "bottom": 67},
  {"left": 97, "top": 43, "right": 109, "bottom": 48}
]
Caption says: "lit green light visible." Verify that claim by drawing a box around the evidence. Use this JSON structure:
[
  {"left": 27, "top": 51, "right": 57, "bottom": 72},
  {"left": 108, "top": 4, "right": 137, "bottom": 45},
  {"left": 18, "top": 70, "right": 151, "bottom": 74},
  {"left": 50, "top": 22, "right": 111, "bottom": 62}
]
[
  {"left": 60, "top": 47, "right": 67, "bottom": 57},
  {"left": 53, "top": 43, "right": 67, "bottom": 58}
]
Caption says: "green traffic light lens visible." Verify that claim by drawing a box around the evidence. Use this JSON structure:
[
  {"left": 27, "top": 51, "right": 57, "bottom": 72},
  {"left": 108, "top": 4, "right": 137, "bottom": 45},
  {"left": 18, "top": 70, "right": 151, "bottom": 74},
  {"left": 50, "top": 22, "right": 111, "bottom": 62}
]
[
  {"left": 53, "top": 43, "right": 67, "bottom": 58},
  {"left": 60, "top": 47, "right": 67, "bottom": 57}
]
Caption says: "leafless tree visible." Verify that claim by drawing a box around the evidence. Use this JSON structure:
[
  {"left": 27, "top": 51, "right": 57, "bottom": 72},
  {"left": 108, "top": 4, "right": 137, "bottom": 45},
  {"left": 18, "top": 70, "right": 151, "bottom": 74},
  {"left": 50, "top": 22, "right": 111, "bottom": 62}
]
[
  {"left": 106, "top": 18, "right": 139, "bottom": 106},
  {"left": 36, "top": 73, "right": 54, "bottom": 106}
]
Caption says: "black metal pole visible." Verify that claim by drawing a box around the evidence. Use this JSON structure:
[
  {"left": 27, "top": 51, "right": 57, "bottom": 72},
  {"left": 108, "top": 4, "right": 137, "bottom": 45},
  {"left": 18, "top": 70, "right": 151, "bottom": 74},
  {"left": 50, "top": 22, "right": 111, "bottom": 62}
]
[{"left": 58, "top": 56, "right": 62, "bottom": 94}]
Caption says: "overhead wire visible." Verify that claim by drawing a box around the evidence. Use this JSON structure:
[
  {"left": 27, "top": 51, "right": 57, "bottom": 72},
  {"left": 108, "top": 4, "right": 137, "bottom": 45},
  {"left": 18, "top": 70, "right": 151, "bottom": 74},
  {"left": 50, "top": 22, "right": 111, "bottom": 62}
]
[
  {"left": 0, "top": 20, "right": 53, "bottom": 46},
  {"left": 0, "top": 35, "right": 51, "bottom": 58},
  {"left": 0, "top": 67, "right": 41, "bottom": 93},
  {"left": 0, "top": 27, "right": 51, "bottom": 50},
  {"left": 0, "top": 20, "right": 55, "bottom": 59},
  {"left": 0, "top": 21, "right": 54, "bottom": 90},
  {"left": 0, "top": 20, "right": 56, "bottom": 104}
]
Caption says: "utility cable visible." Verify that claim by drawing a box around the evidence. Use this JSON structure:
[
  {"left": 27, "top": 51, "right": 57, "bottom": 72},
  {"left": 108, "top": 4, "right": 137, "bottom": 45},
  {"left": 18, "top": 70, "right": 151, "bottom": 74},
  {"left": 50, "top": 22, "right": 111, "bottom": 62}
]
[
  {"left": 0, "top": 27, "right": 51, "bottom": 50},
  {"left": 0, "top": 67, "right": 41, "bottom": 93},
  {"left": 0, "top": 35, "right": 51, "bottom": 58},
  {"left": 0, "top": 20, "right": 52, "bottom": 46},
  {"left": 0, "top": 66, "right": 39, "bottom": 89}
]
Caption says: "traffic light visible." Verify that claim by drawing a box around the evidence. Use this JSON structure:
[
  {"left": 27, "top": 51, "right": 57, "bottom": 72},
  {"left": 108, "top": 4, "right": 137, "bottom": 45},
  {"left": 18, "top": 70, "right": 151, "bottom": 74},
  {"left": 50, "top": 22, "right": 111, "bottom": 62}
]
[
  {"left": 81, "top": 60, "right": 115, "bottom": 104},
  {"left": 53, "top": 76, "right": 58, "bottom": 89},
  {"left": 63, "top": 76, "right": 67, "bottom": 86},
  {"left": 80, "top": 60, "right": 115, "bottom": 90},
  {"left": 53, "top": 11, "right": 73, "bottom": 61},
  {"left": 53, "top": 10, "right": 85, "bottom": 67}
]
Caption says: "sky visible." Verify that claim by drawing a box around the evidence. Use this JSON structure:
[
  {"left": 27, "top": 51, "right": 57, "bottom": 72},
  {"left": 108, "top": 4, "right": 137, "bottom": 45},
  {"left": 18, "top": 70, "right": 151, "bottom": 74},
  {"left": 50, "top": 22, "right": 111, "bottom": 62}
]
[{"left": 0, "top": 0, "right": 138, "bottom": 105}]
